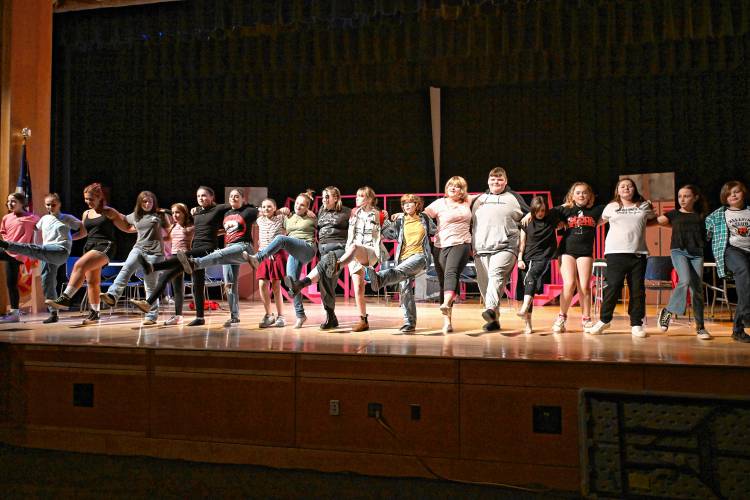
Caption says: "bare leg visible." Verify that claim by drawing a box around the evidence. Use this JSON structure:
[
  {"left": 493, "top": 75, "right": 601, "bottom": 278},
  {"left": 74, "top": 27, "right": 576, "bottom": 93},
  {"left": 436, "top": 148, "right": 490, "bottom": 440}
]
[
  {"left": 351, "top": 270, "right": 367, "bottom": 317},
  {"left": 559, "top": 255, "right": 578, "bottom": 315},
  {"left": 85, "top": 268, "right": 102, "bottom": 307},
  {"left": 272, "top": 280, "right": 284, "bottom": 316},
  {"left": 259, "top": 279, "right": 272, "bottom": 315},
  {"left": 575, "top": 256, "right": 594, "bottom": 320}
]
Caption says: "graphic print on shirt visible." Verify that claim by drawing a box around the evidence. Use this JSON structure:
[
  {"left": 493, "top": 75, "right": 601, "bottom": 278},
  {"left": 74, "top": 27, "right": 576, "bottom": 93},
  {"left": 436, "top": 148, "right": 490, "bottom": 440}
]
[
  {"left": 223, "top": 213, "right": 246, "bottom": 244},
  {"left": 568, "top": 210, "right": 597, "bottom": 234}
]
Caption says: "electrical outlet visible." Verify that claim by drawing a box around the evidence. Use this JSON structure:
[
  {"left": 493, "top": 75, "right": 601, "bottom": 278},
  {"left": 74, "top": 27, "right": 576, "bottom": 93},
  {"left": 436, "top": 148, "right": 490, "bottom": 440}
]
[
  {"left": 367, "top": 402, "right": 383, "bottom": 417},
  {"left": 410, "top": 403, "right": 421, "bottom": 420},
  {"left": 329, "top": 399, "right": 340, "bottom": 416}
]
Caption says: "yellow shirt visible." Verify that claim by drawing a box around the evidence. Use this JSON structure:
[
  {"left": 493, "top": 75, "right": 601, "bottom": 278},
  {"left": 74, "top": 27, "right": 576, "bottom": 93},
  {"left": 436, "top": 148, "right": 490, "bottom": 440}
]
[{"left": 399, "top": 215, "right": 425, "bottom": 262}]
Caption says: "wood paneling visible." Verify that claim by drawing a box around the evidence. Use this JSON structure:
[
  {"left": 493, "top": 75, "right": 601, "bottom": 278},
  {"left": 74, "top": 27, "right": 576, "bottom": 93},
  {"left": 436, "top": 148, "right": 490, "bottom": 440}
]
[
  {"left": 298, "top": 354, "right": 458, "bottom": 383},
  {"left": 296, "top": 378, "right": 459, "bottom": 457}
]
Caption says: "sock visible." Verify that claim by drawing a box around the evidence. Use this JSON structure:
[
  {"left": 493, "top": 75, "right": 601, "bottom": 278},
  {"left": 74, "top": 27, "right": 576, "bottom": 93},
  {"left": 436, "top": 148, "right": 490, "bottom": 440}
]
[
  {"left": 63, "top": 286, "right": 78, "bottom": 297},
  {"left": 91, "top": 303, "right": 100, "bottom": 311}
]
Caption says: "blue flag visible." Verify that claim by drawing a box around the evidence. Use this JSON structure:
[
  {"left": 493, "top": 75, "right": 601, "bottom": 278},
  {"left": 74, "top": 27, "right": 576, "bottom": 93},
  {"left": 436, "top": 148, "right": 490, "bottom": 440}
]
[{"left": 16, "top": 142, "right": 32, "bottom": 210}]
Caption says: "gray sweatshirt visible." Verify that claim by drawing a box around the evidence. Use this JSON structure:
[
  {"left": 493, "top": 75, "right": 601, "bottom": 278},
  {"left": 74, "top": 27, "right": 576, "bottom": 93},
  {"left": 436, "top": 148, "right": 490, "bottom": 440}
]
[{"left": 471, "top": 189, "right": 529, "bottom": 255}]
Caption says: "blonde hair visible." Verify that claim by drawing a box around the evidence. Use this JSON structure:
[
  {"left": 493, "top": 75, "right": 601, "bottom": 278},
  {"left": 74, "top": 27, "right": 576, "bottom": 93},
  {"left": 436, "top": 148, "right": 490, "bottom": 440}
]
[
  {"left": 322, "top": 186, "right": 342, "bottom": 212},
  {"left": 297, "top": 189, "right": 315, "bottom": 208},
  {"left": 444, "top": 176, "right": 468, "bottom": 202},
  {"left": 400, "top": 193, "right": 424, "bottom": 213},
  {"left": 562, "top": 182, "right": 594, "bottom": 209},
  {"left": 356, "top": 186, "right": 377, "bottom": 209}
]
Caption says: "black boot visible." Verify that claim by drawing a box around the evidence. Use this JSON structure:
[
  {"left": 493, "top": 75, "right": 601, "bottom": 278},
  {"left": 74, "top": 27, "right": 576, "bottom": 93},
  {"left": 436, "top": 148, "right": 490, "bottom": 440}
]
[{"left": 319, "top": 308, "right": 339, "bottom": 330}]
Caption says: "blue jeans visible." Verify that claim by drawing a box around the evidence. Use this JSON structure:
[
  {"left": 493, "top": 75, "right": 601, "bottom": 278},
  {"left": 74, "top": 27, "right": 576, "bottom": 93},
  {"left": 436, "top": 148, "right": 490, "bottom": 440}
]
[
  {"left": 375, "top": 254, "right": 427, "bottom": 326},
  {"left": 258, "top": 236, "right": 316, "bottom": 318},
  {"left": 193, "top": 241, "right": 254, "bottom": 269},
  {"left": 5, "top": 242, "right": 69, "bottom": 313},
  {"left": 223, "top": 264, "right": 239, "bottom": 319},
  {"left": 725, "top": 245, "right": 750, "bottom": 334},
  {"left": 106, "top": 248, "right": 163, "bottom": 321},
  {"left": 667, "top": 249, "right": 704, "bottom": 326}
]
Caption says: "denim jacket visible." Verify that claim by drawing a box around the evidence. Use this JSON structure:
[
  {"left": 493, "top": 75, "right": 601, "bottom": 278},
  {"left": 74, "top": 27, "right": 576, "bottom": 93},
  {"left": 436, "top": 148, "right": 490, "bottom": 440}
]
[{"left": 382, "top": 213, "right": 436, "bottom": 267}]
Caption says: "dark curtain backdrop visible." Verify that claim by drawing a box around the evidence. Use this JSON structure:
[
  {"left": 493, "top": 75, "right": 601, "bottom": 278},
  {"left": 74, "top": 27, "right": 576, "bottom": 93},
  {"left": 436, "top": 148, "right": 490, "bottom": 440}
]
[
  {"left": 444, "top": 69, "right": 749, "bottom": 204},
  {"left": 52, "top": 0, "right": 750, "bottom": 226}
]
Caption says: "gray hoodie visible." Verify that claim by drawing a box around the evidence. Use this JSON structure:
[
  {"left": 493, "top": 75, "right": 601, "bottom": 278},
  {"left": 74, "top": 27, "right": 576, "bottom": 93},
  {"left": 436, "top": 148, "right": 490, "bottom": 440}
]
[{"left": 471, "top": 189, "right": 529, "bottom": 255}]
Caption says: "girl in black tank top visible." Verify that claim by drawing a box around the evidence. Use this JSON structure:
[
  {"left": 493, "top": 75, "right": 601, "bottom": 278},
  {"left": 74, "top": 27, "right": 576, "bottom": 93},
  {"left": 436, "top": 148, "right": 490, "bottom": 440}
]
[
  {"left": 83, "top": 212, "right": 117, "bottom": 259},
  {"left": 45, "top": 183, "right": 129, "bottom": 325}
]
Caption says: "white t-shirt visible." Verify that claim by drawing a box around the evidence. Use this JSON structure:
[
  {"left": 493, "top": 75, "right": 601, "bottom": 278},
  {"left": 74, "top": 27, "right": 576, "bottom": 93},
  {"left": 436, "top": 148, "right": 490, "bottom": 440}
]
[
  {"left": 725, "top": 208, "right": 750, "bottom": 251},
  {"left": 36, "top": 213, "right": 81, "bottom": 251},
  {"left": 601, "top": 201, "right": 656, "bottom": 255}
]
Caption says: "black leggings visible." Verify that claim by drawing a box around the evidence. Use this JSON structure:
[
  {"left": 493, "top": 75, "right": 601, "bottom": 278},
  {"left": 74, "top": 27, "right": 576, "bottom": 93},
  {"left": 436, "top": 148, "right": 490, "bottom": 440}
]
[
  {"left": 432, "top": 243, "right": 471, "bottom": 299},
  {"left": 600, "top": 253, "right": 647, "bottom": 326},
  {"left": 0, "top": 253, "right": 21, "bottom": 309},
  {"left": 522, "top": 258, "right": 550, "bottom": 313},
  {"left": 146, "top": 248, "right": 212, "bottom": 317}
]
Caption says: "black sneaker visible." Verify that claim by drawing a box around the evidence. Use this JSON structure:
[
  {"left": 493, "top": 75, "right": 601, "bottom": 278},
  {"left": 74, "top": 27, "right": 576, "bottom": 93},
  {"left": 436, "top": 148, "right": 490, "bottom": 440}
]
[
  {"left": 399, "top": 324, "right": 416, "bottom": 333},
  {"left": 482, "top": 320, "right": 501, "bottom": 332},
  {"left": 100, "top": 293, "right": 116, "bottom": 307},
  {"left": 481, "top": 308, "right": 497, "bottom": 323},
  {"left": 81, "top": 310, "right": 100, "bottom": 325},
  {"left": 323, "top": 252, "right": 339, "bottom": 279},
  {"left": 223, "top": 317, "right": 240, "bottom": 327},
  {"left": 45, "top": 294, "right": 72, "bottom": 310},
  {"left": 42, "top": 312, "right": 59, "bottom": 324},
  {"left": 657, "top": 308, "right": 672, "bottom": 332},
  {"left": 284, "top": 276, "right": 304, "bottom": 297},
  {"left": 732, "top": 330, "right": 750, "bottom": 343},
  {"left": 319, "top": 310, "right": 339, "bottom": 330},
  {"left": 187, "top": 317, "right": 205, "bottom": 327}
]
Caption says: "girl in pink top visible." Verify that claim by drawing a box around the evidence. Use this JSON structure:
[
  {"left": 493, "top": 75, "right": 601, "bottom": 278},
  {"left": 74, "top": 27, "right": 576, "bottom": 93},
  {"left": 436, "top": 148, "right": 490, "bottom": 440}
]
[
  {"left": 162, "top": 203, "right": 194, "bottom": 325},
  {"left": 423, "top": 176, "right": 473, "bottom": 334},
  {"left": 0, "top": 192, "right": 40, "bottom": 321}
]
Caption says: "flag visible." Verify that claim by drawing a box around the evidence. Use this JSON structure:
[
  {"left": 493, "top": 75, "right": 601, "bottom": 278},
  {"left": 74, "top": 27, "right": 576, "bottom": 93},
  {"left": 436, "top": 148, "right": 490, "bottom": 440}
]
[{"left": 16, "top": 142, "right": 32, "bottom": 210}]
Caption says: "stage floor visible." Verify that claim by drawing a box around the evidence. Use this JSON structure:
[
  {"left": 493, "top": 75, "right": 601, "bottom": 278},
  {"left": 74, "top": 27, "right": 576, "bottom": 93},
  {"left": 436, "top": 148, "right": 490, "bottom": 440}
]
[{"left": 1, "top": 299, "right": 747, "bottom": 368}]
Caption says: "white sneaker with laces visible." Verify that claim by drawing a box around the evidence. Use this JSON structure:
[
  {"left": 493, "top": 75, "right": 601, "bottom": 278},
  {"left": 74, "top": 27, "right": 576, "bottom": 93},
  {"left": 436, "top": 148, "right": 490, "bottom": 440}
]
[
  {"left": 631, "top": 325, "right": 647, "bottom": 338},
  {"left": 274, "top": 316, "right": 286, "bottom": 327},
  {"left": 294, "top": 315, "right": 307, "bottom": 329},
  {"left": 259, "top": 314, "right": 275, "bottom": 328},
  {"left": 586, "top": 321, "right": 610, "bottom": 335},
  {"left": 552, "top": 314, "right": 567, "bottom": 333},
  {"left": 164, "top": 315, "right": 183, "bottom": 326}
]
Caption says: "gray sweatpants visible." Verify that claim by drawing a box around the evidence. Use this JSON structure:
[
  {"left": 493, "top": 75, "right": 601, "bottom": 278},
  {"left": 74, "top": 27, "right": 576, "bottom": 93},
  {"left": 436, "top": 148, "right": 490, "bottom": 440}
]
[{"left": 475, "top": 250, "right": 517, "bottom": 311}]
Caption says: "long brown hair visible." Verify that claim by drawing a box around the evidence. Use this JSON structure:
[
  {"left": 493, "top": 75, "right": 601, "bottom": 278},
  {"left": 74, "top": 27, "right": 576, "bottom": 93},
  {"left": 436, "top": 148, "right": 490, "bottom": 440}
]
[
  {"left": 679, "top": 184, "right": 708, "bottom": 217},
  {"left": 611, "top": 178, "right": 644, "bottom": 207},
  {"left": 133, "top": 191, "right": 159, "bottom": 221},
  {"left": 170, "top": 203, "right": 193, "bottom": 227}
]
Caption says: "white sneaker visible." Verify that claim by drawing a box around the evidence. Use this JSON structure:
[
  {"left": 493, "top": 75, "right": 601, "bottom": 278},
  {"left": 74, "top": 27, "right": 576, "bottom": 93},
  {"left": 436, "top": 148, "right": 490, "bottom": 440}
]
[
  {"left": 274, "top": 316, "right": 286, "bottom": 327},
  {"left": 552, "top": 314, "right": 567, "bottom": 333},
  {"left": 164, "top": 315, "right": 183, "bottom": 326},
  {"left": 587, "top": 321, "right": 610, "bottom": 335},
  {"left": 0, "top": 311, "right": 20, "bottom": 323},
  {"left": 523, "top": 315, "right": 533, "bottom": 335},
  {"left": 259, "top": 314, "right": 276, "bottom": 328},
  {"left": 294, "top": 315, "right": 307, "bottom": 329},
  {"left": 631, "top": 325, "right": 647, "bottom": 338},
  {"left": 582, "top": 317, "right": 594, "bottom": 330},
  {"left": 696, "top": 328, "right": 713, "bottom": 340}
]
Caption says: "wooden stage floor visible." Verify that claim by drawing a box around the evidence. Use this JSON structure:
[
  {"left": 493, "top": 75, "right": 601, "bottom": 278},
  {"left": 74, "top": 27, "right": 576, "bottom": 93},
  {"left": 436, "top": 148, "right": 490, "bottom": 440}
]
[{"left": 1, "top": 299, "right": 747, "bottom": 368}]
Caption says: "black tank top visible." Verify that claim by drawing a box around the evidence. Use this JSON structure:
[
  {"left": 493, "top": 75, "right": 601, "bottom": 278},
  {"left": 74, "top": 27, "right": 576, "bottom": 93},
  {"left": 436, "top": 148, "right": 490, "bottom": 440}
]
[{"left": 84, "top": 213, "right": 116, "bottom": 244}]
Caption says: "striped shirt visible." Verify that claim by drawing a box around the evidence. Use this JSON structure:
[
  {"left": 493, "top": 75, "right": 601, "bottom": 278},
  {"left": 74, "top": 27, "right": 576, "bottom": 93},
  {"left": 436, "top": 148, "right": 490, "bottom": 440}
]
[
  {"left": 170, "top": 224, "right": 194, "bottom": 254},
  {"left": 257, "top": 214, "right": 286, "bottom": 250}
]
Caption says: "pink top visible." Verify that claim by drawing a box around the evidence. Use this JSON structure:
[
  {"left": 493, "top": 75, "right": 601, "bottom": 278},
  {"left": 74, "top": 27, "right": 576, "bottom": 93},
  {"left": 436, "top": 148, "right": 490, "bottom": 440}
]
[
  {"left": 423, "top": 198, "right": 472, "bottom": 248},
  {"left": 1, "top": 211, "right": 40, "bottom": 260},
  {"left": 170, "top": 224, "right": 194, "bottom": 253}
]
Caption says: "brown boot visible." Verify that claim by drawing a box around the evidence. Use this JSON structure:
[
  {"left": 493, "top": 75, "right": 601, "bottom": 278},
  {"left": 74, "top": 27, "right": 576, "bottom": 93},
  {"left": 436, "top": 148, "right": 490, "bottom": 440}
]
[{"left": 352, "top": 315, "right": 369, "bottom": 332}]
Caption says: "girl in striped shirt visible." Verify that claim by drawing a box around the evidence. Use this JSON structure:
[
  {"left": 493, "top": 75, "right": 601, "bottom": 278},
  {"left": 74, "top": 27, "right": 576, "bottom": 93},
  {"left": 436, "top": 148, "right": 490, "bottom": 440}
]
[{"left": 256, "top": 198, "right": 290, "bottom": 328}]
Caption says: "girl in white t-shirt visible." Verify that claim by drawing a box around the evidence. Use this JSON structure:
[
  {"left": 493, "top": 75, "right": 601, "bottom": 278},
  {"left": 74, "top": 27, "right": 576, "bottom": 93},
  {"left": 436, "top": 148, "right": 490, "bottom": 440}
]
[{"left": 587, "top": 178, "right": 656, "bottom": 337}]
